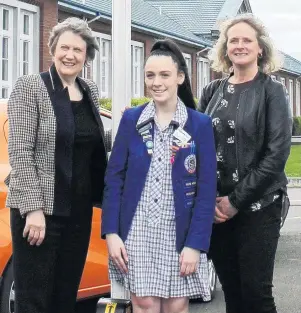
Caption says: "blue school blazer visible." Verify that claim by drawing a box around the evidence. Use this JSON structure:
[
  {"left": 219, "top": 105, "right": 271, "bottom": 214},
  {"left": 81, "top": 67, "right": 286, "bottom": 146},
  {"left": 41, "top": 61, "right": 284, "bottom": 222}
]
[{"left": 101, "top": 103, "right": 216, "bottom": 253}]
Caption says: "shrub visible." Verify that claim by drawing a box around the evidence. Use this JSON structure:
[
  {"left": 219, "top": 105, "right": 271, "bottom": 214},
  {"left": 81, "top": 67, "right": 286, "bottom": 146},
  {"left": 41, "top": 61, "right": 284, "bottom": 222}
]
[
  {"left": 292, "top": 117, "right": 301, "bottom": 136},
  {"left": 99, "top": 97, "right": 151, "bottom": 111},
  {"left": 99, "top": 97, "right": 200, "bottom": 111}
]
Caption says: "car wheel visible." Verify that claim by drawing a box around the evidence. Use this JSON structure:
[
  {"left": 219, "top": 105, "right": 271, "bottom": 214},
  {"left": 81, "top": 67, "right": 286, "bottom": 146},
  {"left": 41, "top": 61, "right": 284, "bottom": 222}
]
[
  {"left": 0, "top": 262, "right": 15, "bottom": 313},
  {"left": 208, "top": 259, "right": 217, "bottom": 300}
]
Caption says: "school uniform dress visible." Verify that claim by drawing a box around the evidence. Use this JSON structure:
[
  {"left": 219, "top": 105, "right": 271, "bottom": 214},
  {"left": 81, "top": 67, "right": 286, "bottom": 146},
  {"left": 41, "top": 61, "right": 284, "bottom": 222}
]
[{"left": 107, "top": 100, "right": 213, "bottom": 300}]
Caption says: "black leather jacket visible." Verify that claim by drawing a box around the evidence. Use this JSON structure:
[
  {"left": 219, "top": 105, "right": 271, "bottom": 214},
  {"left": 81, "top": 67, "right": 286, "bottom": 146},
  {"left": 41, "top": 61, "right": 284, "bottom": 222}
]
[{"left": 198, "top": 71, "right": 292, "bottom": 210}]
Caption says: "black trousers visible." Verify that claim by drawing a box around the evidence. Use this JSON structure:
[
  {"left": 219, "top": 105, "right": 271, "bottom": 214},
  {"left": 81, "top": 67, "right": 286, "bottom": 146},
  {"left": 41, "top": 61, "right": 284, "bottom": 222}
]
[
  {"left": 10, "top": 207, "right": 92, "bottom": 313},
  {"left": 209, "top": 199, "right": 282, "bottom": 313}
]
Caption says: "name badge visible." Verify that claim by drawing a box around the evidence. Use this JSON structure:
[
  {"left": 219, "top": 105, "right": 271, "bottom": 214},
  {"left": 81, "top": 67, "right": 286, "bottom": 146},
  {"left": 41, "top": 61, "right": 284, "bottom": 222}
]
[
  {"left": 173, "top": 127, "right": 191, "bottom": 145},
  {"left": 138, "top": 123, "right": 152, "bottom": 134}
]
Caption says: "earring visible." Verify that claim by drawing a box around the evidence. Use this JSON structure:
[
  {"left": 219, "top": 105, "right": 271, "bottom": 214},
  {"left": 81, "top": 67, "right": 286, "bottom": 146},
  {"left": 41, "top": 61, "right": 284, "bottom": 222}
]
[{"left": 258, "top": 53, "right": 263, "bottom": 59}]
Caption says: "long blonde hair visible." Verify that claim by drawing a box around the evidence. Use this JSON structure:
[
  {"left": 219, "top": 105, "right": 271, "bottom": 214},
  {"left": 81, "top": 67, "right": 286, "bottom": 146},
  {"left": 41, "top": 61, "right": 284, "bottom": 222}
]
[{"left": 208, "top": 14, "right": 282, "bottom": 74}]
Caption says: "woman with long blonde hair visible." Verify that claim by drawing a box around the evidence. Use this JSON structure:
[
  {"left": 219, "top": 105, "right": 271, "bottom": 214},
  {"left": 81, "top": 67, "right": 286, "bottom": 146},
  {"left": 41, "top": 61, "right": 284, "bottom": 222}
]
[{"left": 199, "top": 14, "right": 292, "bottom": 313}]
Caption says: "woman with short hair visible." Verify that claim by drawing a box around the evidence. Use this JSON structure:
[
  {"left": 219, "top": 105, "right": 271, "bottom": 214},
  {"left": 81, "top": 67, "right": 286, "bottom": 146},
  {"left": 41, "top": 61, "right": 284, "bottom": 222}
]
[{"left": 6, "top": 17, "right": 108, "bottom": 313}]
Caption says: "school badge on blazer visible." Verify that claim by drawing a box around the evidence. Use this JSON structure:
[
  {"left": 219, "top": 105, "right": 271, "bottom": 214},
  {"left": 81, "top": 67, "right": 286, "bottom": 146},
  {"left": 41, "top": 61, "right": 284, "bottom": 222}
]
[{"left": 97, "top": 298, "right": 132, "bottom": 313}]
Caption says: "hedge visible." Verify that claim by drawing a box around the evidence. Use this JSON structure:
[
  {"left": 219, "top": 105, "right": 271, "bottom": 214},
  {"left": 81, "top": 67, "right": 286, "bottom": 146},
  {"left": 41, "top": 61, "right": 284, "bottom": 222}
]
[
  {"left": 99, "top": 97, "right": 199, "bottom": 111},
  {"left": 293, "top": 117, "right": 301, "bottom": 136},
  {"left": 99, "top": 97, "right": 150, "bottom": 111}
]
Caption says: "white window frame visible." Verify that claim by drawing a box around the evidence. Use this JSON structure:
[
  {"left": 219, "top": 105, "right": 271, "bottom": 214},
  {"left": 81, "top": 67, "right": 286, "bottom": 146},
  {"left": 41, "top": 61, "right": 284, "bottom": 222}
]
[
  {"left": 296, "top": 81, "right": 301, "bottom": 117},
  {"left": 183, "top": 53, "right": 192, "bottom": 81},
  {"left": 19, "top": 10, "right": 34, "bottom": 76},
  {"left": 131, "top": 40, "right": 144, "bottom": 98},
  {"left": 0, "top": 0, "right": 39, "bottom": 99},
  {"left": 91, "top": 35, "right": 144, "bottom": 99},
  {"left": 289, "top": 79, "right": 294, "bottom": 116},
  {"left": 271, "top": 74, "right": 277, "bottom": 81},
  {"left": 92, "top": 32, "right": 112, "bottom": 99},
  {"left": 0, "top": 5, "right": 14, "bottom": 98},
  {"left": 197, "top": 57, "right": 210, "bottom": 98},
  {"left": 280, "top": 77, "right": 286, "bottom": 86}
]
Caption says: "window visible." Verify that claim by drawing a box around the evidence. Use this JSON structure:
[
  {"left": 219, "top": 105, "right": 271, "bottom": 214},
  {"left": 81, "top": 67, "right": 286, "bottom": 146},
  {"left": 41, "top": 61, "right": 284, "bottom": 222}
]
[
  {"left": 19, "top": 11, "right": 34, "bottom": 76},
  {"left": 280, "top": 77, "right": 286, "bottom": 86},
  {"left": 271, "top": 75, "right": 277, "bottom": 81},
  {"left": 0, "top": 1, "right": 39, "bottom": 99},
  {"left": 81, "top": 65, "right": 89, "bottom": 79},
  {"left": 296, "top": 81, "right": 300, "bottom": 117},
  {"left": 197, "top": 57, "right": 210, "bottom": 98},
  {"left": 92, "top": 33, "right": 111, "bottom": 98},
  {"left": 91, "top": 34, "right": 144, "bottom": 99},
  {"left": 289, "top": 79, "right": 294, "bottom": 115},
  {"left": 183, "top": 53, "right": 192, "bottom": 80},
  {"left": 131, "top": 41, "right": 144, "bottom": 98},
  {"left": 0, "top": 6, "right": 13, "bottom": 98}
]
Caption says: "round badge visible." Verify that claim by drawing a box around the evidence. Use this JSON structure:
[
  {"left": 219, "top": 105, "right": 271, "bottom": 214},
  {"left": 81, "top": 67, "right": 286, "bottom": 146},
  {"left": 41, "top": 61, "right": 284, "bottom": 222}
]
[
  {"left": 146, "top": 141, "right": 154, "bottom": 149},
  {"left": 184, "top": 154, "right": 196, "bottom": 174}
]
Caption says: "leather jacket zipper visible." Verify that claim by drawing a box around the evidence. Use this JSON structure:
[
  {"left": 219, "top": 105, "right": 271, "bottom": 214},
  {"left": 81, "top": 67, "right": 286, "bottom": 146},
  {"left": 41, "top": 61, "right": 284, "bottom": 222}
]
[
  {"left": 235, "top": 100, "right": 240, "bottom": 181},
  {"left": 207, "top": 94, "right": 222, "bottom": 117}
]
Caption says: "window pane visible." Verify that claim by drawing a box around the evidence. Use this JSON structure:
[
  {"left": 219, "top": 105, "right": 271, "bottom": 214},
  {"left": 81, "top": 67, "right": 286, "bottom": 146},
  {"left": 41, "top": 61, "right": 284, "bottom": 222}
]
[
  {"left": 2, "top": 88, "right": 8, "bottom": 99},
  {"left": 102, "top": 41, "right": 106, "bottom": 57},
  {"left": 134, "top": 66, "right": 138, "bottom": 95},
  {"left": 135, "top": 48, "right": 138, "bottom": 63},
  {"left": 3, "top": 9, "right": 9, "bottom": 30},
  {"left": 23, "top": 15, "right": 30, "bottom": 35},
  {"left": 23, "top": 62, "right": 29, "bottom": 75},
  {"left": 2, "top": 38, "right": 8, "bottom": 59},
  {"left": 101, "top": 61, "right": 106, "bottom": 92},
  {"left": 23, "top": 41, "right": 29, "bottom": 62},
  {"left": 2, "top": 60, "right": 8, "bottom": 81}
]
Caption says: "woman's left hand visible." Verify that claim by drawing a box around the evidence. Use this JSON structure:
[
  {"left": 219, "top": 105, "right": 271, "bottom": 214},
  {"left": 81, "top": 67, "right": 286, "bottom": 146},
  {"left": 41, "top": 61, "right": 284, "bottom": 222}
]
[
  {"left": 216, "top": 196, "right": 238, "bottom": 219},
  {"left": 179, "top": 247, "right": 200, "bottom": 277}
]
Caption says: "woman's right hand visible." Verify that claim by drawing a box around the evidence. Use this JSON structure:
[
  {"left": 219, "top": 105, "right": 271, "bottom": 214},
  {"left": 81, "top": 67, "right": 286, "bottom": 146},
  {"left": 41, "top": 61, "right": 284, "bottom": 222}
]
[
  {"left": 106, "top": 234, "right": 128, "bottom": 273},
  {"left": 121, "top": 106, "right": 130, "bottom": 116},
  {"left": 23, "top": 209, "right": 46, "bottom": 246}
]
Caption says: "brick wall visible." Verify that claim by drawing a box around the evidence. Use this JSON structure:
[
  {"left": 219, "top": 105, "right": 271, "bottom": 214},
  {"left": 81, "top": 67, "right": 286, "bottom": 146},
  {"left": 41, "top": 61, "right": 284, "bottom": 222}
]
[{"left": 20, "top": 0, "right": 58, "bottom": 71}]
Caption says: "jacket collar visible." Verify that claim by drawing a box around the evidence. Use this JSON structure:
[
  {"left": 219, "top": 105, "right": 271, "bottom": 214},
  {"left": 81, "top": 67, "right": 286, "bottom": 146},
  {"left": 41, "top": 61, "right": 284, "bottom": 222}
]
[
  {"left": 136, "top": 98, "right": 188, "bottom": 130},
  {"left": 217, "top": 70, "right": 265, "bottom": 96},
  {"left": 49, "top": 63, "right": 88, "bottom": 93}
]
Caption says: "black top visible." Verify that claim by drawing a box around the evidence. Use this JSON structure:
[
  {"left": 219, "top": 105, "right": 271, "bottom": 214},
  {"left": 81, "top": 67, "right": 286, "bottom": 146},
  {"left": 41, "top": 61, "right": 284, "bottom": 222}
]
[
  {"left": 70, "top": 94, "right": 102, "bottom": 217},
  {"left": 212, "top": 80, "right": 280, "bottom": 211}
]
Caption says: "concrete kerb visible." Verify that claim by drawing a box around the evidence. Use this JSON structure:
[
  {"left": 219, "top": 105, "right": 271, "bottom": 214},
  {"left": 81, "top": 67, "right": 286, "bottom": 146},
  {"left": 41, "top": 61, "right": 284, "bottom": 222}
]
[{"left": 287, "top": 178, "right": 301, "bottom": 206}]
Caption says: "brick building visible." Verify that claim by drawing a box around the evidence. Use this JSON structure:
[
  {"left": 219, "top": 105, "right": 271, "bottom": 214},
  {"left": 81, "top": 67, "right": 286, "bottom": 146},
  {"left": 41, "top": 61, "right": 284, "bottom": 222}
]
[{"left": 1, "top": 0, "right": 300, "bottom": 116}]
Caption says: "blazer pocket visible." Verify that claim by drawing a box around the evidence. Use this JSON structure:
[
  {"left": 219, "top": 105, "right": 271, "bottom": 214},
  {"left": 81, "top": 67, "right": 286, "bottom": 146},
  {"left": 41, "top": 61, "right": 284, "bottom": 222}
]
[{"left": 37, "top": 168, "right": 54, "bottom": 180}]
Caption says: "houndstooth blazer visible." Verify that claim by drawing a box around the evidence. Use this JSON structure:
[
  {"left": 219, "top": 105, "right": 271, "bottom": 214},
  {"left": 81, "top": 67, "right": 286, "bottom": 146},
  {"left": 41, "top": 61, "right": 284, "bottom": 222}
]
[{"left": 5, "top": 65, "right": 108, "bottom": 216}]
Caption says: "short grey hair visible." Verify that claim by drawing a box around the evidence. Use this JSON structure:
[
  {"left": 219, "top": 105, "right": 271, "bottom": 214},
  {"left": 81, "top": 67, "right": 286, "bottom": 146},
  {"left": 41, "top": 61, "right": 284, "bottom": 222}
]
[
  {"left": 48, "top": 17, "right": 99, "bottom": 64},
  {"left": 208, "top": 14, "right": 282, "bottom": 74}
]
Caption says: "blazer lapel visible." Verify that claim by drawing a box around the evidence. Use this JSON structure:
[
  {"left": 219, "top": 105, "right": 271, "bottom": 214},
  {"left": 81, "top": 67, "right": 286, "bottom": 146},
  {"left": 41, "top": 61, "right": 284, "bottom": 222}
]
[{"left": 172, "top": 111, "right": 195, "bottom": 177}]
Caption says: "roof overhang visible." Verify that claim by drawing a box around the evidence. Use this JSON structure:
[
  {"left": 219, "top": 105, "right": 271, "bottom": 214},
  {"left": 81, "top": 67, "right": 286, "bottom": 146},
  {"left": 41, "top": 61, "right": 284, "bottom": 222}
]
[
  {"left": 278, "top": 68, "right": 301, "bottom": 77},
  {"left": 58, "top": 0, "right": 210, "bottom": 49},
  {"left": 58, "top": 0, "right": 111, "bottom": 21}
]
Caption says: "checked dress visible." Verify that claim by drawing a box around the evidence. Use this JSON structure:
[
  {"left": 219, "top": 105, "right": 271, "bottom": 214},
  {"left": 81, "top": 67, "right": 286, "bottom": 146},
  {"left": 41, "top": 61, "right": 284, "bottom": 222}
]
[{"left": 109, "top": 100, "right": 211, "bottom": 300}]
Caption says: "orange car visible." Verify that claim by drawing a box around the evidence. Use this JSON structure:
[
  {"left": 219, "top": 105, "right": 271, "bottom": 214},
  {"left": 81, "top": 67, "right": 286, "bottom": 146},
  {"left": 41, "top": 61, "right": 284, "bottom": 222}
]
[{"left": 0, "top": 99, "right": 217, "bottom": 313}]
